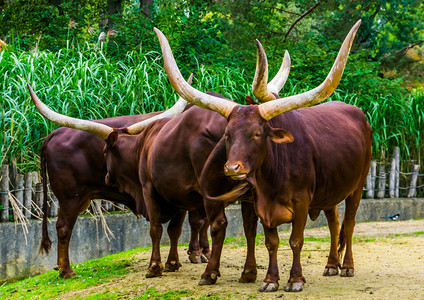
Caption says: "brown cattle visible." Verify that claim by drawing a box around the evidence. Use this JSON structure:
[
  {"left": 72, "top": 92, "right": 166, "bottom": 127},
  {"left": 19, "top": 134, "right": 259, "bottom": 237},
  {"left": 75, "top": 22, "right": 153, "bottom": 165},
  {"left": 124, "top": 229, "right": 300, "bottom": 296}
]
[
  {"left": 155, "top": 20, "right": 372, "bottom": 292},
  {"left": 30, "top": 56, "right": 292, "bottom": 283},
  {"left": 33, "top": 82, "right": 212, "bottom": 278}
]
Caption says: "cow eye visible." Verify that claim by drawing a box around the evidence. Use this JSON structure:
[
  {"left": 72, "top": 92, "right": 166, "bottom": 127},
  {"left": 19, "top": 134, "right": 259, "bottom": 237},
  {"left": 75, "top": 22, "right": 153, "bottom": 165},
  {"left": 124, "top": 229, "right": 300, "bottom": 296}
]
[{"left": 254, "top": 131, "right": 262, "bottom": 138}]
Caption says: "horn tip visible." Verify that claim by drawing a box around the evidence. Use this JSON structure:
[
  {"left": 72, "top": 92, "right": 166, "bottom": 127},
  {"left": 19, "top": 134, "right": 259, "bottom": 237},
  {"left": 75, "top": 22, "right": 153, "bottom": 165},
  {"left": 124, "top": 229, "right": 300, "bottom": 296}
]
[
  {"left": 352, "top": 20, "right": 362, "bottom": 32},
  {"left": 187, "top": 73, "right": 194, "bottom": 85},
  {"left": 153, "top": 27, "right": 162, "bottom": 37}
]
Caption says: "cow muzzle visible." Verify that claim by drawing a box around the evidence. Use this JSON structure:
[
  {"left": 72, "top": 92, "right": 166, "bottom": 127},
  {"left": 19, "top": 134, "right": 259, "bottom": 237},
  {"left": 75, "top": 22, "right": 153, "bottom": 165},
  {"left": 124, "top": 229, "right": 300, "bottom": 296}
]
[{"left": 224, "top": 162, "right": 248, "bottom": 180}]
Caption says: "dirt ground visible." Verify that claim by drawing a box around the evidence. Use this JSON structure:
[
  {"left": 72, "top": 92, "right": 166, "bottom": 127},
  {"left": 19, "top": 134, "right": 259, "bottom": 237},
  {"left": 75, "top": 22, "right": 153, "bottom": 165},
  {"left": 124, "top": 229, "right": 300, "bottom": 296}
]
[{"left": 60, "top": 220, "right": 424, "bottom": 299}]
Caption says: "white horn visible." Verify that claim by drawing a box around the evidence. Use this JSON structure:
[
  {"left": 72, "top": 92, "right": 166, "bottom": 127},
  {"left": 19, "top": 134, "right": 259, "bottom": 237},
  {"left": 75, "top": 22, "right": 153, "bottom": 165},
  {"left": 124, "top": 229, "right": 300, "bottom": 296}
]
[
  {"left": 252, "top": 41, "right": 291, "bottom": 102},
  {"left": 154, "top": 28, "right": 238, "bottom": 119},
  {"left": 258, "top": 20, "right": 361, "bottom": 120},
  {"left": 28, "top": 84, "right": 113, "bottom": 140},
  {"left": 126, "top": 74, "right": 193, "bottom": 134}
]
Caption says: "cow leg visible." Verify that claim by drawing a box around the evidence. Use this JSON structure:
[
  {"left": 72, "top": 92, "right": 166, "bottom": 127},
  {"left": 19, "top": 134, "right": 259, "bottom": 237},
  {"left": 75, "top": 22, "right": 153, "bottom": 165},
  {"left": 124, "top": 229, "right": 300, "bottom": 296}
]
[
  {"left": 239, "top": 201, "right": 258, "bottom": 283},
  {"left": 199, "top": 202, "right": 227, "bottom": 285},
  {"left": 340, "top": 189, "right": 362, "bottom": 277},
  {"left": 146, "top": 220, "right": 164, "bottom": 278},
  {"left": 323, "top": 206, "right": 340, "bottom": 276},
  {"left": 284, "top": 203, "right": 308, "bottom": 292},
  {"left": 164, "top": 211, "right": 186, "bottom": 272},
  {"left": 188, "top": 210, "right": 206, "bottom": 264},
  {"left": 259, "top": 226, "right": 280, "bottom": 292},
  {"left": 199, "top": 218, "right": 211, "bottom": 262},
  {"left": 56, "top": 208, "right": 79, "bottom": 279}
]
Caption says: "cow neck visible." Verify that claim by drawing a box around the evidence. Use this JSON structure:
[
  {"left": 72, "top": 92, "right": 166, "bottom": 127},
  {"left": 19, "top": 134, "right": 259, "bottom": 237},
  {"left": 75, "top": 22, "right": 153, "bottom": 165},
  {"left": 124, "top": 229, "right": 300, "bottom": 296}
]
[
  {"left": 115, "top": 134, "right": 144, "bottom": 192},
  {"left": 254, "top": 110, "right": 313, "bottom": 201}
]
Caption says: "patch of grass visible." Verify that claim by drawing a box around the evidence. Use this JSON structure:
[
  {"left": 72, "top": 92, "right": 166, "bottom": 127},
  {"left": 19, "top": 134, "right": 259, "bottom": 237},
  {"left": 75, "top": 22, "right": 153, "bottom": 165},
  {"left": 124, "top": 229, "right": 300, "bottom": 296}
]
[
  {"left": 304, "top": 236, "right": 331, "bottom": 243},
  {"left": 133, "top": 288, "right": 192, "bottom": 300},
  {"left": 0, "top": 247, "right": 141, "bottom": 299},
  {"left": 224, "top": 235, "right": 247, "bottom": 248},
  {"left": 385, "top": 231, "right": 424, "bottom": 239},
  {"left": 353, "top": 236, "right": 376, "bottom": 242}
]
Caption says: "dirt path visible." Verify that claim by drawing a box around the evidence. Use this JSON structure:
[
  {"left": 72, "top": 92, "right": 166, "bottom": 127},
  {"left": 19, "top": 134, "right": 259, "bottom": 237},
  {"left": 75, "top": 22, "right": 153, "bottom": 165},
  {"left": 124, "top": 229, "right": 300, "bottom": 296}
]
[{"left": 59, "top": 220, "right": 424, "bottom": 299}]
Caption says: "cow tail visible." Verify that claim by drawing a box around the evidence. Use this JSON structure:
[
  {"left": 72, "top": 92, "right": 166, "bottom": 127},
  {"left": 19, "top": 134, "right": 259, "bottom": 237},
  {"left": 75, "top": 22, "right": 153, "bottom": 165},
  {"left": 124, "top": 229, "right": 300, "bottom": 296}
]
[
  {"left": 39, "top": 138, "right": 52, "bottom": 255},
  {"left": 337, "top": 222, "right": 346, "bottom": 262},
  {"left": 203, "top": 182, "right": 251, "bottom": 202}
]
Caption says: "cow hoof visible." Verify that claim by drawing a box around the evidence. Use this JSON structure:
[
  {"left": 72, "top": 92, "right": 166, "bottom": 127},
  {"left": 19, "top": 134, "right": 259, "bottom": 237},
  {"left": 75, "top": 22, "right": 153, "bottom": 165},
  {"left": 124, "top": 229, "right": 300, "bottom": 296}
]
[
  {"left": 146, "top": 262, "right": 162, "bottom": 278},
  {"left": 60, "top": 270, "right": 76, "bottom": 279},
  {"left": 239, "top": 269, "right": 257, "bottom": 283},
  {"left": 145, "top": 270, "right": 162, "bottom": 278},
  {"left": 259, "top": 282, "right": 279, "bottom": 292},
  {"left": 284, "top": 282, "right": 304, "bottom": 292},
  {"left": 164, "top": 261, "right": 181, "bottom": 272},
  {"left": 203, "top": 251, "right": 212, "bottom": 261},
  {"left": 53, "top": 265, "right": 59, "bottom": 271},
  {"left": 199, "top": 272, "right": 219, "bottom": 285},
  {"left": 199, "top": 278, "right": 214, "bottom": 286},
  {"left": 340, "top": 268, "right": 354, "bottom": 277},
  {"left": 323, "top": 267, "right": 339, "bottom": 276},
  {"left": 200, "top": 254, "right": 209, "bottom": 263},
  {"left": 189, "top": 253, "right": 202, "bottom": 264}
]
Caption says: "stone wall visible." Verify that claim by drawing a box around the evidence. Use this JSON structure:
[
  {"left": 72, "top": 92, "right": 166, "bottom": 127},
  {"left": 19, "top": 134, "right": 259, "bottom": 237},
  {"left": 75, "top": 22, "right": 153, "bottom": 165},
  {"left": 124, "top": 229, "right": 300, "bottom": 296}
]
[{"left": 1, "top": 198, "right": 423, "bottom": 281}]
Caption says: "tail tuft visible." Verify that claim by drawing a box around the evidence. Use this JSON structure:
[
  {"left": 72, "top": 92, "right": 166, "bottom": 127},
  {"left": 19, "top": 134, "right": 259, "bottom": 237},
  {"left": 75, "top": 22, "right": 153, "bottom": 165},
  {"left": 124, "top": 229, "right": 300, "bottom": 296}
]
[
  {"left": 39, "top": 237, "right": 52, "bottom": 255},
  {"left": 337, "top": 222, "right": 346, "bottom": 261}
]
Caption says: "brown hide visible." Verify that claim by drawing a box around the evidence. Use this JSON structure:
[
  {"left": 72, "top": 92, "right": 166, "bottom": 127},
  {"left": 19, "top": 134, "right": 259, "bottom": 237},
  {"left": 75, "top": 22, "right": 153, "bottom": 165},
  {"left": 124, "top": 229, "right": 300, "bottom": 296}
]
[
  {"left": 41, "top": 109, "right": 211, "bottom": 278},
  {"left": 222, "top": 101, "right": 371, "bottom": 225},
  {"left": 44, "top": 113, "right": 159, "bottom": 216},
  {"left": 105, "top": 97, "right": 256, "bottom": 283},
  {"left": 200, "top": 100, "right": 372, "bottom": 291}
]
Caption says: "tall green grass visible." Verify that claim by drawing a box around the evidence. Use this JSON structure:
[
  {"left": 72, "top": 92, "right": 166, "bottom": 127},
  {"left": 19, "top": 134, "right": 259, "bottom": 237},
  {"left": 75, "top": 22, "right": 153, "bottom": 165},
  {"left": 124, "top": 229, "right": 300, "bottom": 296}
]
[
  {"left": 0, "top": 45, "right": 249, "bottom": 171},
  {"left": 1, "top": 45, "right": 423, "bottom": 173}
]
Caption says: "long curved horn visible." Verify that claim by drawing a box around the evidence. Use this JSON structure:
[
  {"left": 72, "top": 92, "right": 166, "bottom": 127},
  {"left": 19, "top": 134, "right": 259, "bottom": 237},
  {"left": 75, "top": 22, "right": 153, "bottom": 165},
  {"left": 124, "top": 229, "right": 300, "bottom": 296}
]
[
  {"left": 28, "top": 84, "right": 113, "bottom": 140},
  {"left": 154, "top": 28, "right": 238, "bottom": 119},
  {"left": 258, "top": 20, "right": 361, "bottom": 120},
  {"left": 252, "top": 40, "right": 290, "bottom": 102},
  {"left": 126, "top": 74, "right": 193, "bottom": 134},
  {"left": 268, "top": 50, "right": 290, "bottom": 95}
]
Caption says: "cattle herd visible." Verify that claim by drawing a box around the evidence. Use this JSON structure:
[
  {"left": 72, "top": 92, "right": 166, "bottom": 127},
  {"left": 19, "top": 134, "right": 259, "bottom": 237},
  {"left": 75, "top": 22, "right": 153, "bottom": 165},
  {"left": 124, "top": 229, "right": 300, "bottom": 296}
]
[{"left": 27, "top": 19, "right": 371, "bottom": 293}]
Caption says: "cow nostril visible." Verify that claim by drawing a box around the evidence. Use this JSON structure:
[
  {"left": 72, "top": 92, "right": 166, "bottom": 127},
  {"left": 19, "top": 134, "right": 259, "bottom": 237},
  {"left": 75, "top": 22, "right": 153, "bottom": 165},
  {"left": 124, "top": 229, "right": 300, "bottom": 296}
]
[
  {"left": 224, "top": 164, "right": 229, "bottom": 173},
  {"left": 234, "top": 164, "right": 241, "bottom": 172}
]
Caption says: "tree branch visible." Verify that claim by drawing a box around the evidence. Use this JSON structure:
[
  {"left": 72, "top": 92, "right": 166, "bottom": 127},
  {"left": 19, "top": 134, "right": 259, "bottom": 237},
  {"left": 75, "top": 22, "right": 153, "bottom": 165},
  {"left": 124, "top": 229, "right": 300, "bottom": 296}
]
[
  {"left": 283, "top": 2, "right": 320, "bottom": 42},
  {"left": 395, "top": 40, "right": 424, "bottom": 55}
]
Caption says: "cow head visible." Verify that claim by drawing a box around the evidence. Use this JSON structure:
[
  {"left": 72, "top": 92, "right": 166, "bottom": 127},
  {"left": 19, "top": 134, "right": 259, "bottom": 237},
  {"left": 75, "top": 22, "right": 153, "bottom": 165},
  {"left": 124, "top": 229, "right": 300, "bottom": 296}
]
[
  {"left": 155, "top": 20, "right": 361, "bottom": 181},
  {"left": 224, "top": 105, "right": 294, "bottom": 180}
]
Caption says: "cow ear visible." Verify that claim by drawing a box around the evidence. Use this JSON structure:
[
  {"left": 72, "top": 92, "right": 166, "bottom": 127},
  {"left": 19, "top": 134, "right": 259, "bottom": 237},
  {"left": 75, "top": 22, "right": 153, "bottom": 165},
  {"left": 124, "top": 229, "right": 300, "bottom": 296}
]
[
  {"left": 269, "top": 128, "right": 294, "bottom": 144},
  {"left": 245, "top": 95, "right": 259, "bottom": 105},
  {"left": 106, "top": 131, "right": 119, "bottom": 148}
]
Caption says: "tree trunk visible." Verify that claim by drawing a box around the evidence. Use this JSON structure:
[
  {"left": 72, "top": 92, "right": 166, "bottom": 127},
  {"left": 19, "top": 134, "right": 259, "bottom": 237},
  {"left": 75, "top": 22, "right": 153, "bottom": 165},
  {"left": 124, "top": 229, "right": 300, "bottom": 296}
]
[
  {"left": 100, "top": 0, "right": 123, "bottom": 31},
  {"left": 140, "top": 0, "right": 154, "bottom": 18},
  {"left": 107, "top": 0, "right": 123, "bottom": 16}
]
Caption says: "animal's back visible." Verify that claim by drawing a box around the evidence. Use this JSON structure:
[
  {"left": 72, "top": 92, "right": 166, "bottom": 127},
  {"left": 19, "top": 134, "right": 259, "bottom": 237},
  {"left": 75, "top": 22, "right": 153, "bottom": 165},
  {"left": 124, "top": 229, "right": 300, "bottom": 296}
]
[{"left": 296, "top": 101, "right": 372, "bottom": 209}]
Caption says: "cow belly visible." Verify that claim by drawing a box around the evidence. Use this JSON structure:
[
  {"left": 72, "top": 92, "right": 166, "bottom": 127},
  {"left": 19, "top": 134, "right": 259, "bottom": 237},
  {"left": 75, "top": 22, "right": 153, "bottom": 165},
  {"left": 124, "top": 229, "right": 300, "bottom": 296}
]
[{"left": 310, "top": 188, "right": 355, "bottom": 211}]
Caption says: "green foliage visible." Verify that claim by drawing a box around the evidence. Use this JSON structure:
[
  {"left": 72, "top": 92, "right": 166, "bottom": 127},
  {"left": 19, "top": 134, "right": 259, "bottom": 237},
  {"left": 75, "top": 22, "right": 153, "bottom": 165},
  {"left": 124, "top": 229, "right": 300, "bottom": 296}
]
[
  {"left": 0, "top": 44, "right": 250, "bottom": 171},
  {"left": 1, "top": 0, "right": 423, "bottom": 172},
  {"left": 0, "top": 244, "right": 192, "bottom": 299},
  {"left": 0, "top": 248, "right": 137, "bottom": 299}
]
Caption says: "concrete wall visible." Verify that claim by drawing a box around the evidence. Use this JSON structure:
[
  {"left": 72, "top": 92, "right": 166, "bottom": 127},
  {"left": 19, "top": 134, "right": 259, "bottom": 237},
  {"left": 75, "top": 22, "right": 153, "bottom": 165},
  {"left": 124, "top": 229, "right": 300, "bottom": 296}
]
[{"left": 1, "top": 198, "right": 423, "bottom": 282}]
